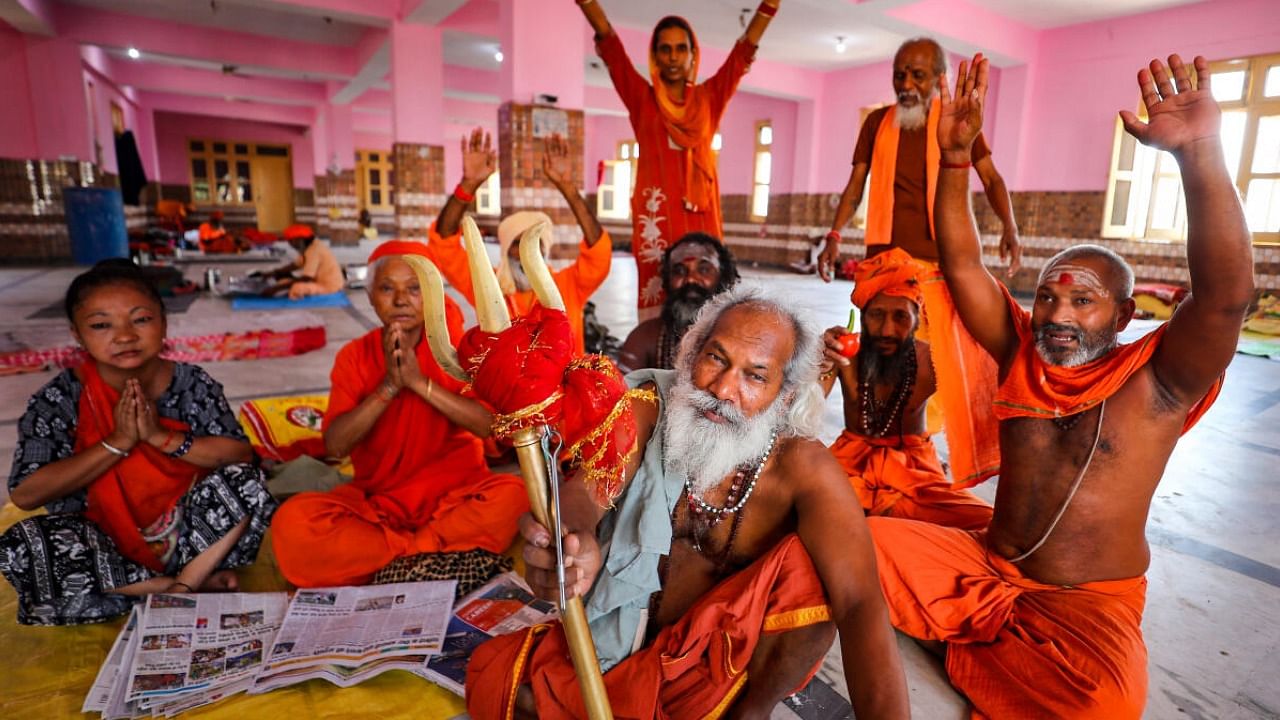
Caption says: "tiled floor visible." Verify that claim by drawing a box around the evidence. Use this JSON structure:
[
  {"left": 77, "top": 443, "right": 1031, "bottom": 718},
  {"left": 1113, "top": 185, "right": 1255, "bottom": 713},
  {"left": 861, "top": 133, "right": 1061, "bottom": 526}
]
[{"left": 1, "top": 249, "right": 1277, "bottom": 719}]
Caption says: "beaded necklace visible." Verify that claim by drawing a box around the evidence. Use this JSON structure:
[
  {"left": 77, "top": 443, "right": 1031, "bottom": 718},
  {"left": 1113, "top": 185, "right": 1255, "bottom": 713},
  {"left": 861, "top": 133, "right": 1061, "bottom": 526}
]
[
  {"left": 681, "top": 429, "right": 778, "bottom": 524},
  {"left": 858, "top": 341, "right": 917, "bottom": 437}
]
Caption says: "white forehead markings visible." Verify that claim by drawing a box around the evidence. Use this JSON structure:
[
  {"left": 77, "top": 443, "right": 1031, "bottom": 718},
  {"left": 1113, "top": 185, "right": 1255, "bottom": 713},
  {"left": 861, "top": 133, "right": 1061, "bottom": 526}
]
[{"left": 1040, "top": 262, "right": 1109, "bottom": 297}]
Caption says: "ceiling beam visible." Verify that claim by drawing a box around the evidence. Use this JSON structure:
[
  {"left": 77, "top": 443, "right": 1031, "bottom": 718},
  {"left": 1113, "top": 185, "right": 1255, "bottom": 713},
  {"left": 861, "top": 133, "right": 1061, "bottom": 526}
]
[
  {"left": 216, "top": 0, "right": 398, "bottom": 26},
  {"left": 403, "top": 0, "right": 471, "bottom": 26},
  {"left": 0, "top": 0, "right": 55, "bottom": 36},
  {"left": 109, "top": 60, "right": 328, "bottom": 107},
  {"left": 143, "top": 90, "right": 317, "bottom": 127}
]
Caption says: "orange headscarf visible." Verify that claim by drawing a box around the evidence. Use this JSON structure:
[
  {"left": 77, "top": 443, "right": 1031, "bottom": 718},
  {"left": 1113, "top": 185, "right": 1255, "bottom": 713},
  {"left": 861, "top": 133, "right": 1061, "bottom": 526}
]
[
  {"left": 283, "top": 223, "right": 314, "bottom": 241},
  {"left": 850, "top": 248, "right": 926, "bottom": 309},
  {"left": 995, "top": 286, "right": 1221, "bottom": 430},
  {"left": 368, "top": 239, "right": 431, "bottom": 263},
  {"left": 649, "top": 17, "right": 715, "bottom": 213},
  {"left": 77, "top": 360, "right": 203, "bottom": 572}
]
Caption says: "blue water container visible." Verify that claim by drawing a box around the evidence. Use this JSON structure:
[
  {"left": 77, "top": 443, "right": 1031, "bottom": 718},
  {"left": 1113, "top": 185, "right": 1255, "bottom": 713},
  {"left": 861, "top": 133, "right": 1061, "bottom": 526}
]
[{"left": 64, "top": 187, "right": 128, "bottom": 265}]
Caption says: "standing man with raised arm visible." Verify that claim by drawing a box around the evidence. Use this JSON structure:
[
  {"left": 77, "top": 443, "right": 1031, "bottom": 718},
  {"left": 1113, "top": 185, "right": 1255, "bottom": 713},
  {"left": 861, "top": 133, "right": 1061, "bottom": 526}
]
[
  {"left": 576, "top": 0, "right": 779, "bottom": 320},
  {"left": 870, "top": 52, "right": 1251, "bottom": 718}
]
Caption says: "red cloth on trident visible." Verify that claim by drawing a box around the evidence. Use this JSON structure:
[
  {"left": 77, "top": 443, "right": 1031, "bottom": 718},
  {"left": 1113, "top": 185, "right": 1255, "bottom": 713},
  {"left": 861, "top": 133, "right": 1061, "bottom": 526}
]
[{"left": 457, "top": 305, "right": 649, "bottom": 504}]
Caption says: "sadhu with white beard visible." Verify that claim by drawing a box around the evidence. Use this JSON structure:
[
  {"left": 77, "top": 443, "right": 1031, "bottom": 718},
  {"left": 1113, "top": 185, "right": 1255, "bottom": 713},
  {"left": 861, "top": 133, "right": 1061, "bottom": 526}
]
[{"left": 466, "top": 285, "right": 910, "bottom": 719}]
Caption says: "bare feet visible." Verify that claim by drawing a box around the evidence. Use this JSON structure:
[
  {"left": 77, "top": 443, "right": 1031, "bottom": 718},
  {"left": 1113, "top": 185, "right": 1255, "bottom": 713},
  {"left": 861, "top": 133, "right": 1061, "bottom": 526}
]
[{"left": 199, "top": 570, "right": 240, "bottom": 592}]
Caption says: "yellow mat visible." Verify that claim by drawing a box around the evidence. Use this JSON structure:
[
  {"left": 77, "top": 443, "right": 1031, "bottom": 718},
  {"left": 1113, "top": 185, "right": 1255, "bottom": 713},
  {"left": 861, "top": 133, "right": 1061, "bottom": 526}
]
[{"left": 0, "top": 502, "right": 468, "bottom": 719}]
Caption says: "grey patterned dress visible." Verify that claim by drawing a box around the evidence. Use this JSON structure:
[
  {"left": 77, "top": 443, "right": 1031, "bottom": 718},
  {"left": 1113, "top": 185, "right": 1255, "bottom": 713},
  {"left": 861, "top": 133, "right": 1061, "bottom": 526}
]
[{"left": 0, "top": 364, "right": 278, "bottom": 626}]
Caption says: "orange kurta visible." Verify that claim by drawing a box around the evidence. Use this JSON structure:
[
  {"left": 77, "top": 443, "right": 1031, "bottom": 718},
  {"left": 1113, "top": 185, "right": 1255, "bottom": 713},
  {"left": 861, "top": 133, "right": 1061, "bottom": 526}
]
[
  {"left": 465, "top": 534, "right": 830, "bottom": 720},
  {"left": 270, "top": 318, "right": 527, "bottom": 588},
  {"left": 869, "top": 517, "right": 1148, "bottom": 719},
  {"left": 426, "top": 221, "right": 612, "bottom": 355},
  {"left": 829, "top": 430, "right": 992, "bottom": 532},
  {"left": 197, "top": 223, "right": 237, "bottom": 254}
]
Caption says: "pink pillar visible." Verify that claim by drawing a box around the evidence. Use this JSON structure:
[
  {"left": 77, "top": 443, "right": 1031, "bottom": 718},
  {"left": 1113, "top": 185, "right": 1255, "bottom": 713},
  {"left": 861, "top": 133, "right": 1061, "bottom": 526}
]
[
  {"left": 24, "top": 34, "right": 92, "bottom": 162},
  {"left": 324, "top": 95, "right": 356, "bottom": 172},
  {"left": 390, "top": 20, "right": 446, "bottom": 240},
  {"left": 0, "top": 24, "right": 38, "bottom": 159},
  {"left": 499, "top": 0, "right": 584, "bottom": 107},
  {"left": 313, "top": 97, "right": 358, "bottom": 244}
]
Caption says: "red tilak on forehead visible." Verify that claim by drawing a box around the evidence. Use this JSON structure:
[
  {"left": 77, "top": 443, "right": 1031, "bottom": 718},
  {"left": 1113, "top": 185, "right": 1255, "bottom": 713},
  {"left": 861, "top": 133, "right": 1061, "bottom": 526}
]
[{"left": 1057, "top": 272, "right": 1075, "bottom": 285}]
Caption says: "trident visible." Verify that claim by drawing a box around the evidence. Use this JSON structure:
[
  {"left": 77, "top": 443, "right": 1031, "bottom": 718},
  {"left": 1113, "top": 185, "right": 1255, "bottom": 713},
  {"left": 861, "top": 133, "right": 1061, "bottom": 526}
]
[{"left": 402, "top": 216, "right": 614, "bottom": 719}]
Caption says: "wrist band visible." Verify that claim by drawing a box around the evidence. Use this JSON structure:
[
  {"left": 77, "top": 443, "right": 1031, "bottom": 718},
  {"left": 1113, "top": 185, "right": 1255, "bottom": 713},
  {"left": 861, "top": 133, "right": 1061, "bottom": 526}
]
[
  {"left": 425, "top": 379, "right": 435, "bottom": 402},
  {"left": 101, "top": 440, "right": 129, "bottom": 457},
  {"left": 171, "top": 581, "right": 194, "bottom": 593},
  {"left": 167, "top": 431, "right": 194, "bottom": 459},
  {"left": 453, "top": 184, "right": 475, "bottom": 203},
  {"left": 376, "top": 381, "right": 398, "bottom": 402},
  {"left": 940, "top": 160, "right": 972, "bottom": 169},
  {"left": 756, "top": 1, "right": 778, "bottom": 17},
  {"left": 825, "top": 230, "right": 841, "bottom": 243}
]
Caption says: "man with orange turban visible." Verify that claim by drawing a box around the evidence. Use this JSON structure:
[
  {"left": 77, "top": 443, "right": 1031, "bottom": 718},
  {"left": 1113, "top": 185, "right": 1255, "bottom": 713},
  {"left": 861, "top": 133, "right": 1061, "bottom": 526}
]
[
  {"left": 431, "top": 132, "right": 610, "bottom": 355},
  {"left": 197, "top": 210, "right": 241, "bottom": 254},
  {"left": 269, "top": 241, "right": 526, "bottom": 587},
  {"left": 575, "top": 1, "right": 780, "bottom": 320},
  {"left": 819, "top": 248, "right": 993, "bottom": 531},
  {"left": 257, "top": 224, "right": 345, "bottom": 300},
  {"left": 867, "top": 53, "right": 1244, "bottom": 718}
]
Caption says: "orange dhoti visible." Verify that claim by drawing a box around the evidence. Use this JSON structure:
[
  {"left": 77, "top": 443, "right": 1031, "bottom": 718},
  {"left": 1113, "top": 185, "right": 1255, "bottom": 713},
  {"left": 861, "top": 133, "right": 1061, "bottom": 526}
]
[
  {"left": 868, "top": 517, "right": 1148, "bottom": 719},
  {"left": 830, "top": 430, "right": 992, "bottom": 531},
  {"left": 465, "top": 534, "right": 831, "bottom": 719}
]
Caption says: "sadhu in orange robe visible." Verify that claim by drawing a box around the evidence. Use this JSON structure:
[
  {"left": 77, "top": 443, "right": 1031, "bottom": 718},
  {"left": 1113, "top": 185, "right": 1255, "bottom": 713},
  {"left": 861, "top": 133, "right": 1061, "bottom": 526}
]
[
  {"left": 426, "top": 217, "right": 612, "bottom": 356},
  {"left": 832, "top": 250, "right": 993, "bottom": 531},
  {"left": 871, "top": 288, "right": 1223, "bottom": 720},
  {"left": 270, "top": 251, "right": 527, "bottom": 588}
]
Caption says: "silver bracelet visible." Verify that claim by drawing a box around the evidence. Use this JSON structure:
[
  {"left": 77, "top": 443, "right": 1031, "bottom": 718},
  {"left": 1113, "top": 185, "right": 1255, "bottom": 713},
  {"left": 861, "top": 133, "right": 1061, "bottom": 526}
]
[{"left": 100, "top": 440, "right": 130, "bottom": 457}]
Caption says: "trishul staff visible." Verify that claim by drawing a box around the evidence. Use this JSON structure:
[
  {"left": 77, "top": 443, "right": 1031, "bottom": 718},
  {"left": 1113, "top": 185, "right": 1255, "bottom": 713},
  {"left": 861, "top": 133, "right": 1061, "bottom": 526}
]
[{"left": 402, "top": 216, "right": 614, "bottom": 719}]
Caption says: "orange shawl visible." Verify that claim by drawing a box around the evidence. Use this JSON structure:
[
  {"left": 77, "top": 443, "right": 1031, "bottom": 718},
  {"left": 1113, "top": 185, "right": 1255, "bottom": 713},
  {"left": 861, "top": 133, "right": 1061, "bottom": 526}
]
[
  {"left": 995, "top": 287, "right": 1222, "bottom": 429},
  {"left": 649, "top": 17, "right": 715, "bottom": 213},
  {"left": 866, "top": 98, "right": 940, "bottom": 247},
  {"left": 77, "top": 360, "right": 202, "bottom": 572}
]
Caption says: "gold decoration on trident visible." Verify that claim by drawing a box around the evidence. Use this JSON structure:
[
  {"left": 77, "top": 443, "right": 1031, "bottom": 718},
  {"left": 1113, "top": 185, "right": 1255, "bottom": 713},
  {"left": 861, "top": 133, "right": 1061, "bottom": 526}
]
[{"left": 402, "top": 216, "right": 614, "bottom": 720}]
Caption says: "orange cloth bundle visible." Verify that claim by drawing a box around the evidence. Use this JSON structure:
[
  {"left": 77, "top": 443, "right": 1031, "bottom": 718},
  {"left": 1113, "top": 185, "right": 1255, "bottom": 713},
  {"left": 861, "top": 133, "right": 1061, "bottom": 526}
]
[{"left": 458, "top": 306, "right": 653, "bottom": 505}]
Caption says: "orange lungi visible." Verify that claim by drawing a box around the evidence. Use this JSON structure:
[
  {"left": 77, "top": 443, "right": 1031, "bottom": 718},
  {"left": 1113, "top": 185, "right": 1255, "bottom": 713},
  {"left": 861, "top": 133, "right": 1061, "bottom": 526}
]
[
  {"left": 829, "top": 430, "right": 992, "bottom": 531},
  {"left": 869, "top": 516, "right": 1148, "bottom": 719},
  {"left": 465, "top": 534, "right": 831, "bottom": 719}
]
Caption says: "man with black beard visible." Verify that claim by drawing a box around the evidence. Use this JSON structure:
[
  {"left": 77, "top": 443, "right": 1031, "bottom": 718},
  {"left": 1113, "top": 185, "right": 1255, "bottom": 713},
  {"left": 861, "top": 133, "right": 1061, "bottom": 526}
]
[
  {"left": 820, "top": 249, "right": 993, "bottom": 531},
  {"left": 617, "top": 232, "right": 739, "bottom": 372},
  {"left": 472, "top": 285, "right": 910, "bottom": 719}
]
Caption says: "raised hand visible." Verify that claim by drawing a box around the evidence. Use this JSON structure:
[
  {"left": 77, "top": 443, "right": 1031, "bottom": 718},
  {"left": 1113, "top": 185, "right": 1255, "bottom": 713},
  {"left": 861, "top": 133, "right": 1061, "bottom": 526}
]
[
  {"left": 541, "top": 134, "right": 573, "bottom": 189},
  {"left": 1119, "top": 55, "right": 1220, "bottom": 156},
  {"left": 460, "top": 127, "right": 496, "bottom": 188},
  {"left": 937, "top": 53, "right": 989, "bottom": 155}
]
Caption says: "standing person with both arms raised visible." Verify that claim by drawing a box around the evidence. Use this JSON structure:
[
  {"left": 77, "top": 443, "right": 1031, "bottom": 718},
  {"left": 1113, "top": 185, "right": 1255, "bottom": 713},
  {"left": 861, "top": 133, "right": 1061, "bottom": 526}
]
[
  {"left": 574, "top": 0, "right": 779, "bottom": 320},
  {"left": 869, "top": 51, "right": 1250, "bottom": 717}
]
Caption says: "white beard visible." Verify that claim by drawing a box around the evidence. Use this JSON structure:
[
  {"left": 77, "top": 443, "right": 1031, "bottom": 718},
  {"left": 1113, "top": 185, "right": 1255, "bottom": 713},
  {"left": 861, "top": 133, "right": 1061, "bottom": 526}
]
[
  {"left": 662, "top": 375, "right": 784, "bottom": 495},
  {"left": 895, "top": 99, "right": 928, "bottom": 131},
  {"left": 509, "top": 260, "right": 532, "bottom": 292}
]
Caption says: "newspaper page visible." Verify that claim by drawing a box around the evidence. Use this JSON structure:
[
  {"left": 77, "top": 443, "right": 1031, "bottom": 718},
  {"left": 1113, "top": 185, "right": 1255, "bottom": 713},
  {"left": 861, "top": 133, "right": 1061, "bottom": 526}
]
[
  {"left": 123, "top": 591, "right": 289, "bottom": 704},
  {"left": 251, "top": 580, "right": 455, "bottom": 692},
  {"left": 416, "top": 572, "right": 557, "bottom": 695},
  {"left": 83, "top": 606, "right": 141, "bottom": 713}
]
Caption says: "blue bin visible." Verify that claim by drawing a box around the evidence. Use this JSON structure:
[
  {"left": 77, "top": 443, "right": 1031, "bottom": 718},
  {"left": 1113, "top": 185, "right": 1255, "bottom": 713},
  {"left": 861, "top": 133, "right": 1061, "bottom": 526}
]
[{"left": 64, "top": 187, "right": 128, "bottom": 265}]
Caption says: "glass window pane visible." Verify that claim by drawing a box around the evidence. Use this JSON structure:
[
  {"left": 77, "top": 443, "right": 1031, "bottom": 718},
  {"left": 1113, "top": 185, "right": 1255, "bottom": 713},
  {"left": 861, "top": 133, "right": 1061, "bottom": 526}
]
[
  {"left": 257, "top": 145, "right": 288, "bottom": 157},
  {"left": 1149, "top": 177, "right": 1181, "bottom": 230},
  {"left": 1110, "top": 180, "right": 1132, "bottom": 226},
  {"left": 234, "top": 144, "right": 248, "bottom": 155},
  {"left": 602, "top": 165, "right": 615, "bottom": 185},
  {"left": 193, "top": 184, "right": 210, "bottom": 203},
  {"left": 1251, "top": 115, "right": 1280, "bottom": 174},
  {"left": 632, "top": 143, "right": 639, "bottom": 158},
  {"left": 236, "top": 161, "right": 251, "bottom": 202},
  {"left": 620, "top": 145, "right": 630, "bottom": 160},
  {"left": 712, "top": 133, "right": 722, "bottom": 151},
  {"left": 369, "top": 168, "right": 381, "bottom": 186},
  {"left": 1221, "top": 110, "right": 1248, "bottom": 182},
  {"left": 191, "top": 158, "right": 207, "bottom": 179},
  {"left": 215, "top": 159, "right": 230, "bottom": 203},
  {"left": 601, "top": 189, "right": 614, "bottom": 212},
  {"left": 754, "top": 151, "right": 772, "bottom": 185},
  {"left": 369, "top": 152, "right": 380, "bottom": 162},
  {"left": 1265, "top": 66, "right": 1280, "bottom": 98},
  {"left": 1211, "top": 70, "right": 1246, "bottom": 102},
  {"left": 189, "top": 140, "right": 205, "bottom": 152},
  {"left": 758, "top": 125, "right": 772, "bottom": 146},
  {"left": 1245, "top": 178, "right": 1280, "bottom": 232},
  {"left": 1117, "top": 132, "right": 1137, "bottom": 172},
  {"left": 370, "top": 189, "right": 381, "bottom": 206},
  {"left": 213, "top": 142, "right": 227, "bottom": 154},
  {"left": 751, "top": 184, "right": 769, "bottom": 218}
]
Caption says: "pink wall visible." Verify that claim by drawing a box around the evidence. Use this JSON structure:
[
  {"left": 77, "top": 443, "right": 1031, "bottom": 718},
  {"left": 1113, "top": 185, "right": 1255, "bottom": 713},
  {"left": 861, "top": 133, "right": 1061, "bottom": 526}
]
[
  {"left": 153, "top": 112, "right": 315, "bottom": 190},
  {"left": 22, "top": 34, "right": 91, "bottom": 162},
  {"left": 0, "top": 25, "right": 38, "bottom": 159},
  {"left": 584, "top": 113, "right": 631, "bottom": 194},
  {"left": 1016, "top": 0, "right": 1280, "bottom": 191}
]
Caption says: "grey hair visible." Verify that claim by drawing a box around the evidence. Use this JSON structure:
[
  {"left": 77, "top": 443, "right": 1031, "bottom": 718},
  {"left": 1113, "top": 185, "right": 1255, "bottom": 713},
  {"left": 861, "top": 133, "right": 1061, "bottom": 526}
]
[
  {"left": 1040, "top": 244, "right": 1135, "bottom": 299},
  {"left": 897, "top": 37, "right": 949, "bottom": 78},
  {"left": 364, "top": 256, "right": 392, "bottom": 296},
  {"left": 673, "top": 283, "right": 826, "bottom": 439}
]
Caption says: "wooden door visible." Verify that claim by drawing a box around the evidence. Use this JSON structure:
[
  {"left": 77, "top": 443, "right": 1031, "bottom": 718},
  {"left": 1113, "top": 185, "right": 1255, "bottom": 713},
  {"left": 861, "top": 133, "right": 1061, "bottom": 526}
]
[{"left": 251, "top": 152, "right": 294, "bottom": 232}]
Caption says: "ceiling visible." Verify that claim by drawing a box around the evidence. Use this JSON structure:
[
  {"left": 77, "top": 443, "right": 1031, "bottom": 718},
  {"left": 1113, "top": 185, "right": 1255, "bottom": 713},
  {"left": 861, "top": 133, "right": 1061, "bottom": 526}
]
[
  {"left": 61, "top": 0, "right": 375, "bottom": 46},
  {"left": 965, "top": 0, "right": 1205, "bottom": 29}
]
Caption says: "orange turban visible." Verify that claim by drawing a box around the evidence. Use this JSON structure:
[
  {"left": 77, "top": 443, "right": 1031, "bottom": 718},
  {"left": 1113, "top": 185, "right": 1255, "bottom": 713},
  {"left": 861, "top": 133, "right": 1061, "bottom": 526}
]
[
  {"left": 457, "top": 305, "right": 655, "bottom": 506},
  {"left": 283, "top": 224, "right": 314, "bottom": 241},
  {"left": 368, "top": 240, "right": 431, "bottom": 263},
  {"left": 850, "top": 248, "right": 925, "bottom": 309}
]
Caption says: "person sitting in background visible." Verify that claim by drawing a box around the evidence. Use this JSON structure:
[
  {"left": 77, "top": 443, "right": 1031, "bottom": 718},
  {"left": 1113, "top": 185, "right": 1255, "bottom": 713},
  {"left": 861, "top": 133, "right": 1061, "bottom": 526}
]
[
  {"left": 197, "top": 210, "right": 244, "bottom": 254},
  {"left": 269, "top": 242, "right": 527, "bottom": 588},
  {"left": 0, "top": 260, "right": 276, "bottom": 625},
  {"left": 429, "top": 129, "right": 611, "bottom": 355},
  {"left": 819, "top": 249, "right": 993, "bottom": 531},
  {"left": 359, "top": 209, "right": 378, "bottom": 241},
  {"left": 616, "top": 232, "right": 738, "bottom": 372},
  {"left": 257, "top": 224, "right": 345, "bottom": 300}
]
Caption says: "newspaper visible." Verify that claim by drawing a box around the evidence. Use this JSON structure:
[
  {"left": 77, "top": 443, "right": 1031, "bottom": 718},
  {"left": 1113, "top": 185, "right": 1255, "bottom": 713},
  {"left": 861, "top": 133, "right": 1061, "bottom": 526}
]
[
  {"left": 416, "top": 572, "right": 558, "bottom": 695},
  {"left": 83, "top": 606, "right": 140, "bottom": 714},
  {"left": 250, "top": 580, "right": 455, "bottom": 693}
]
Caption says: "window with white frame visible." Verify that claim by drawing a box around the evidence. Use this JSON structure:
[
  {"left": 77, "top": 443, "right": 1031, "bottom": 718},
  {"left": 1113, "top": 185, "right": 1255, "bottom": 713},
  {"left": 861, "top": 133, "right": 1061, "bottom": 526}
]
[
  {"left": 751, "top": 121, "right": 772, "bottom": 222},
  {"left": 475, "top": 172, "right": 501, "bottom": 216},
  {"left": 597, "top": 160, "right": 632, "bottom": 220},
  {"left": 1103, "top": 51, "right": 1280, "bottom": 243}
]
